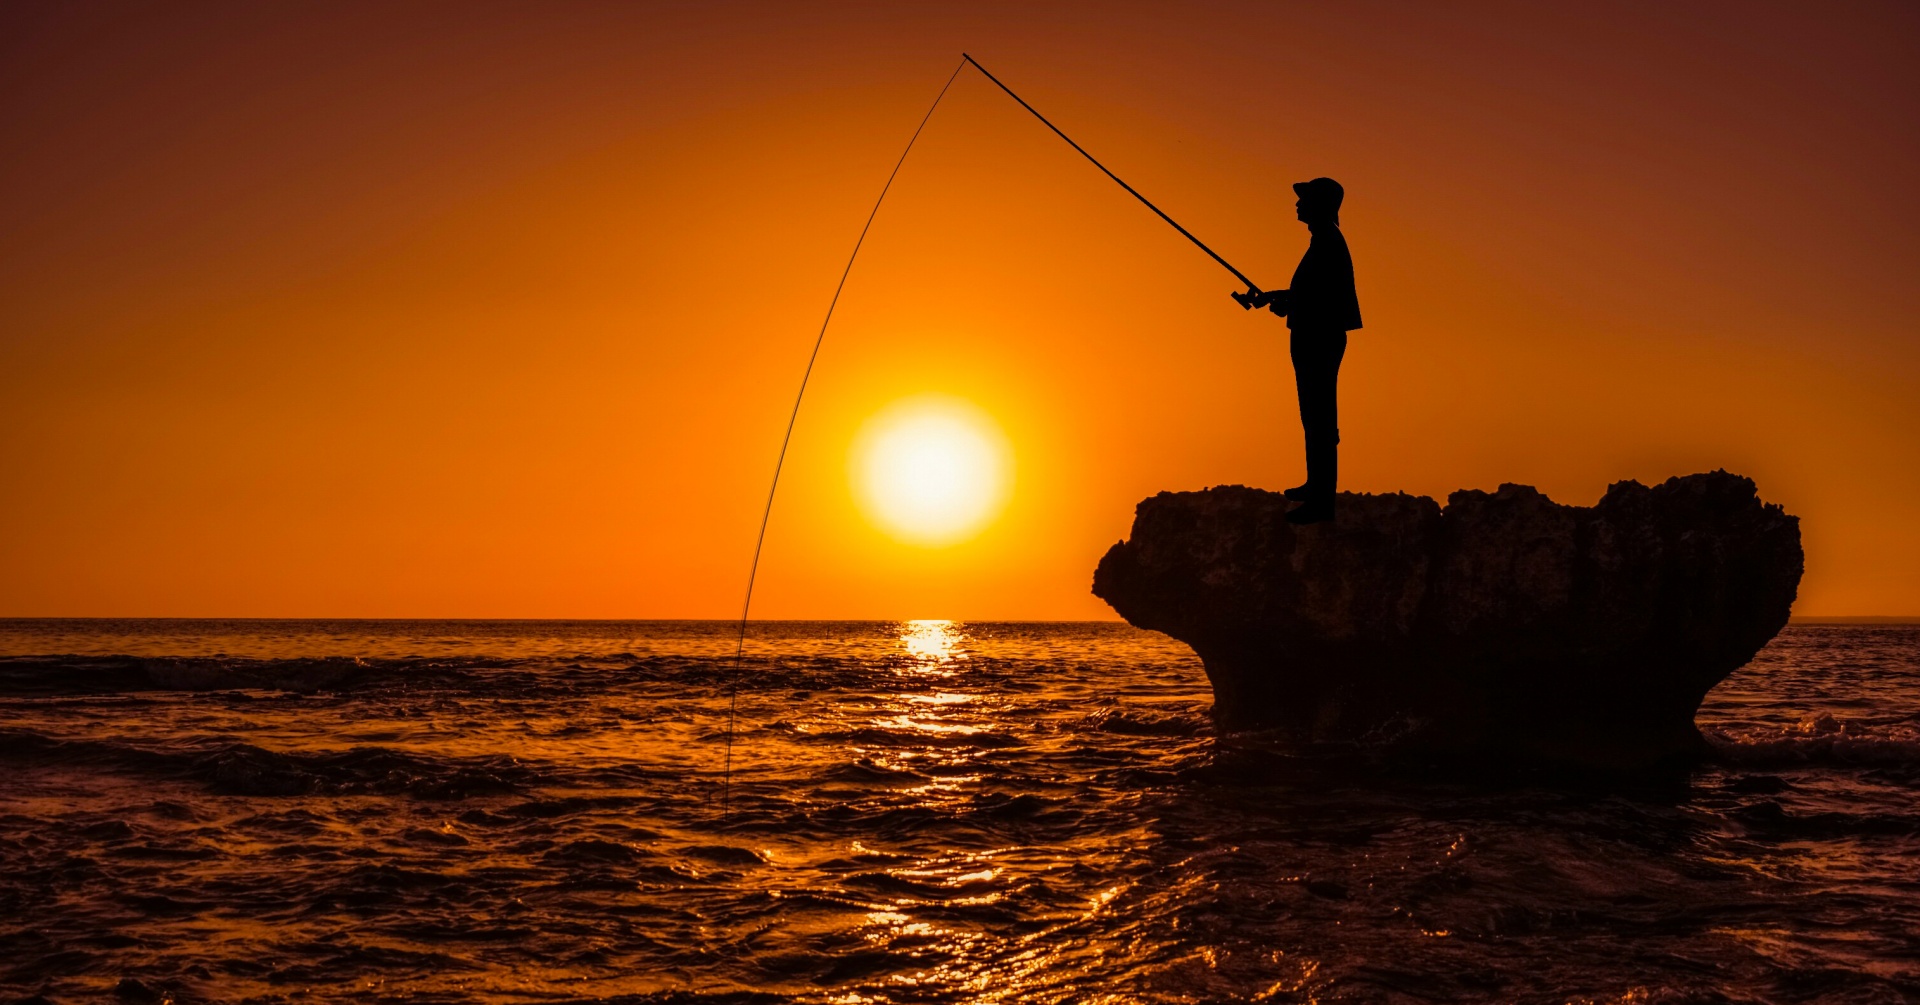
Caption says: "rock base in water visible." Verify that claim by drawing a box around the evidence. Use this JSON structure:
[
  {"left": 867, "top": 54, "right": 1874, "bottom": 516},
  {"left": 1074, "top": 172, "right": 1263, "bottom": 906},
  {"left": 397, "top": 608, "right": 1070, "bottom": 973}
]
[{"left": 1092, "top": 471, "right": 1802, "bottom": 769}]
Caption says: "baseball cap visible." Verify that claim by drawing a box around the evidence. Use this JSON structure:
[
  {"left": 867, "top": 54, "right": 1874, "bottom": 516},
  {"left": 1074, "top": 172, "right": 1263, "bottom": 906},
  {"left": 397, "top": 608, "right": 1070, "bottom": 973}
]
[{"left": 1292, "top": 177, "right": 1344, "bottom": 210}]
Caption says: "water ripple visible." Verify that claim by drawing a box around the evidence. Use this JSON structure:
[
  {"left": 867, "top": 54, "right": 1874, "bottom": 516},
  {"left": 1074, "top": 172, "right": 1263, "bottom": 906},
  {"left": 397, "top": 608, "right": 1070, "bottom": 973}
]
[{"left": 0, "top": 620, "right": 1914, "bottom": 1002}]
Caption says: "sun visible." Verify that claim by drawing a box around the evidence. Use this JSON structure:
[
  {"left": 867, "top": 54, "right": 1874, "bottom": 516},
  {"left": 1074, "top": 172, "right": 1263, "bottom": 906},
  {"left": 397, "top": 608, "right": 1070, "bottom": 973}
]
[{"left": 851, "top": 396, "right": 1012, "bottom": 547}]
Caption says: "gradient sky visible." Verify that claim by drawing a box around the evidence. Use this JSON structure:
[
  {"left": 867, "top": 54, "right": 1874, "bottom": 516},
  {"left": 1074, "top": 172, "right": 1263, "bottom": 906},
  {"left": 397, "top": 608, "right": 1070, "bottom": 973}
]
[{"left": 3, "top": 2, "right": 1916, "bottom": 618}]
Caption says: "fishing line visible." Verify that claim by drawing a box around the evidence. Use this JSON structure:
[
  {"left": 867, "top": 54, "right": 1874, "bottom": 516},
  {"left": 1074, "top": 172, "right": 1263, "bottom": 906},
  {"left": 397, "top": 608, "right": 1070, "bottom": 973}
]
[
  {"left": 721, "top": 54, "right": 1261, "bottom": 816},
  {"left": 721, "top": 58, "right": 968, "bottom": 817}
]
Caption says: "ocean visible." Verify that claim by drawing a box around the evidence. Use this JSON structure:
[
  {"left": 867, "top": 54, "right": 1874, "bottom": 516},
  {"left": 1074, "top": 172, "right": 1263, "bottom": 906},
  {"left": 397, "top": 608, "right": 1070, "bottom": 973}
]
[{"left": 1, "top": 619, "right": 1916, "bottom": 1003}]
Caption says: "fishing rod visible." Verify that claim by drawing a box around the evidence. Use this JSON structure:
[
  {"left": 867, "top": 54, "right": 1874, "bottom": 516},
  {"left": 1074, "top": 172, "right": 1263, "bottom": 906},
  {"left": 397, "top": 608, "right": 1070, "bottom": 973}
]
[
  {"left": 959, "top": 53, "right": 1267, "bottom": 306},
  {"left": 720, "top": 55, "right": 1268, "bottom": 816}
]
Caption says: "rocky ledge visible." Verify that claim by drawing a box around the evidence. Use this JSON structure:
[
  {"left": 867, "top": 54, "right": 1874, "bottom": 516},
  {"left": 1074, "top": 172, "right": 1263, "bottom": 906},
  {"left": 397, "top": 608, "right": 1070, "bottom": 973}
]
[{"left": 1092, "top": 471, "right": 1802, "bottom": 769}]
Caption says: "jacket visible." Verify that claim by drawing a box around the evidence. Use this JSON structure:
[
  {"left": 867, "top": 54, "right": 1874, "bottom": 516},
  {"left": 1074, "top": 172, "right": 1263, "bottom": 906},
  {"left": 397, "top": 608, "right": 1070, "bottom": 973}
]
[{"left": 1287, "top": 223, "right": 1362, "bottom": 332}]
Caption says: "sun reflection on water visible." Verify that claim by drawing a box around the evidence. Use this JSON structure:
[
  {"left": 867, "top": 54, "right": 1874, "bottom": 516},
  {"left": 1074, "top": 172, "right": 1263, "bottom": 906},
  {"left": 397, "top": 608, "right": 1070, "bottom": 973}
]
[{"left": 899, "top": 619, "right": 965, "bottom": 666}]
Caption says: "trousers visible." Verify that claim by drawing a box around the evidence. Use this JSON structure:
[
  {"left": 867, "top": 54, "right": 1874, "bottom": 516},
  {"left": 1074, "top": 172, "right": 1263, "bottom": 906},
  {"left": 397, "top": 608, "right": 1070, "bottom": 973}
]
[{"left": 1289, "top": 328, "right": 1347, "bottom": 500}]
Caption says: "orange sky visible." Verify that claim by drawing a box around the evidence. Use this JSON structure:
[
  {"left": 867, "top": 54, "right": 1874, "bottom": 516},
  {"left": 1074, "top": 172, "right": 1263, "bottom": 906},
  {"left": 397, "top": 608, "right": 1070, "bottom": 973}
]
[{"left": 2, "top": 2, "right": 1916, "bottom": 619}]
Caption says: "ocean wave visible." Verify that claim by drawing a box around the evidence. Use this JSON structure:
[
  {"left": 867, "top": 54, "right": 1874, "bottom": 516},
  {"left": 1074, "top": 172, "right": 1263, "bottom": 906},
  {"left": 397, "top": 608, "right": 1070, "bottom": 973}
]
[
  {"left": 0, "top": 652, "right": 869, "bottom": 698},
  {"left": 0, "top": 728, "right": 532, "bottom": 798},
  {"left": 815, "top": 725, "right": 1026, "bottom": 749},
  {"left": 1078, "top": 706, "right": 1210, "bottom": 737},
  {"left": 1704, "top": 713, "right": 1920, "bottom": 768},
  {"left": 0, "top": 654, "right": 425, "bottom": 694}
]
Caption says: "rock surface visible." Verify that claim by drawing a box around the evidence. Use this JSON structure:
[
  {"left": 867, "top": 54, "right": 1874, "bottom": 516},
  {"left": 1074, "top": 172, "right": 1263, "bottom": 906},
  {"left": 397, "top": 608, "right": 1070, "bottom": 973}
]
[{"left": 1092, "top": 471, "right": 1803, "bottom": 768}]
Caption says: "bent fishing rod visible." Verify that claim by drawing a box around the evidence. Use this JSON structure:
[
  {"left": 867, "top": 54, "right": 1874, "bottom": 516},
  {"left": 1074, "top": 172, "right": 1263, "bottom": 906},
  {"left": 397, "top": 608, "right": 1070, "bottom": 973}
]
[{"left": 720, "top": 54, "right": 1266, "bottom": 816}]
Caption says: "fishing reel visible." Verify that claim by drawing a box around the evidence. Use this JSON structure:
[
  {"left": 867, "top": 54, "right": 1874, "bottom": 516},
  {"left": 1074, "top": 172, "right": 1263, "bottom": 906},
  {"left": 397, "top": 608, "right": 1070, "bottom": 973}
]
[{"left": 1231, "top": 288, "right": 1288, "bottom": 314}]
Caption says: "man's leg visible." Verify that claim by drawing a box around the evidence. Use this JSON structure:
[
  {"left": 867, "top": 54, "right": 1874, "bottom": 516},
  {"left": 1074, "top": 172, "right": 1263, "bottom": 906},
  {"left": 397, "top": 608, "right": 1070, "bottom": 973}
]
[
  {"left": 1292, "top": 331, "right": 1346, "bottom": 494},
  {"left": 1288, "top": 330, "right": 1346, "bottom": 522},
  {"left": 1312, "top": 330, "right": 1346, "bottom": 500},
  {"left": 1287, "top": 332, "right": 1328, "bottom": 500}
]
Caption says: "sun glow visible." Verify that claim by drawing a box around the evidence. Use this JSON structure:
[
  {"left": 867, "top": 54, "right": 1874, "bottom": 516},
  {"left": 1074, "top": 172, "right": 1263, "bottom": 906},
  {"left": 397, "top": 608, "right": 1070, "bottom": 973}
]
[
  {"left": 901, "top": 619, "right": 963, "bottom": 664},
  {"left": 852, "top": 397, "right": 1011, "bottom": 547}
]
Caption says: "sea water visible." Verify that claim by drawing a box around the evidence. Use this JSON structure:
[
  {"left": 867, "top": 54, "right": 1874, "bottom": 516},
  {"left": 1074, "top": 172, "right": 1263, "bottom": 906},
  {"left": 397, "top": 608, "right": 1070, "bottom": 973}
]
[{"left": 1, "top": 620, "right": 1915, "bottom": 1002}]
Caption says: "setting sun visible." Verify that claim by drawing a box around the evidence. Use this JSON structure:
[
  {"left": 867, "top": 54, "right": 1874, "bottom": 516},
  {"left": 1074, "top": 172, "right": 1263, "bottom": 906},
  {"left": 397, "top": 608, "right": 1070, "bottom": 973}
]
[{"left": 851, "top": 396, "right": 1012, "bottom": 547}]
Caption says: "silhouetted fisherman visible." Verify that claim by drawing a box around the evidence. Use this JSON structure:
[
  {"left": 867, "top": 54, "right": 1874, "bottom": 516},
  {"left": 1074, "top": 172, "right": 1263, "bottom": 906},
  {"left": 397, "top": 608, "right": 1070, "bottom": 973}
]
[{"left": 1245, "top": 177, "right": 1361, "bottom": 525}]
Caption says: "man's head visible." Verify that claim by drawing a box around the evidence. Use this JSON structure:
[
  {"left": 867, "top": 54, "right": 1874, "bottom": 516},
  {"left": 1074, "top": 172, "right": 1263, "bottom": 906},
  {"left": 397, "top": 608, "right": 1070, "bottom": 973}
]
[{"left": 1293, "top": 177, "right": 1344, "bottom": 226}]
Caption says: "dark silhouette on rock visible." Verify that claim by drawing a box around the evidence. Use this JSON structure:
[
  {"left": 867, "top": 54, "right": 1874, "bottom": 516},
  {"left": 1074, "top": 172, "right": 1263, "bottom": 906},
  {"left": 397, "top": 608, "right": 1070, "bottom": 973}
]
[
  {"left": 1241, "top": 177, "right": 1362, "bottom": 525},
  {"left": 1092, "top": 471, "right": 1803, "bottom": 769}
]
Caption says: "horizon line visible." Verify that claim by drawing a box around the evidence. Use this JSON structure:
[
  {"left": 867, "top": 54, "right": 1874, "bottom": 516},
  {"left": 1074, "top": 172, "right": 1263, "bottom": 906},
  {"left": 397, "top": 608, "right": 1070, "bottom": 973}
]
[
  {"left": 0, "top": 615, "right": 1133, "bottom": 624},
  {"left": 0, "top": 615, "right": 1915, "bottom": 624}
]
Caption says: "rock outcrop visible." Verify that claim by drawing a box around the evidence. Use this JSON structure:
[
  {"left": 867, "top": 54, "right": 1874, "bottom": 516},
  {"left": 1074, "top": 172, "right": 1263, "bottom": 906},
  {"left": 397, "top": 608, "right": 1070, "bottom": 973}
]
[{"left": 1092, "top": 471, "right": 1802, "bottom": 769}]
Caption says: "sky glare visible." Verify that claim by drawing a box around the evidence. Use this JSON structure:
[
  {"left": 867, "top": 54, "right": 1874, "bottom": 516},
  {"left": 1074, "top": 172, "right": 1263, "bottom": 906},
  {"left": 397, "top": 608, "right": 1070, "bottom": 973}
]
[{"left": 2, "top": 2, "right": 1916, "bottom": 618}]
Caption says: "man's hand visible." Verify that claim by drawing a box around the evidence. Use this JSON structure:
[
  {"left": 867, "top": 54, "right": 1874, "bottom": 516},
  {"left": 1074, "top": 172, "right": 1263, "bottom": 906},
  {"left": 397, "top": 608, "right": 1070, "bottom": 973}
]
[{"left": 1231, "top": 288, "right": 1292, "bottom": 315}]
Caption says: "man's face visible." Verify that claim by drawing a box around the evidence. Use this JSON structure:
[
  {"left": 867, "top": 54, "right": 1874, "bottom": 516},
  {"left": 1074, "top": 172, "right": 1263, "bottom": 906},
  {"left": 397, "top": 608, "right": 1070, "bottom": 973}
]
[{"left": 1295, "top": 196, "right": 1307, "bottom": 222}]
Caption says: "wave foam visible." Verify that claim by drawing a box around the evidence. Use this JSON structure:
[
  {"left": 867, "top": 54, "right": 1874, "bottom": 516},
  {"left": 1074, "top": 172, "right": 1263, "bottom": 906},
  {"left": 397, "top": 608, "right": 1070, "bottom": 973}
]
[{"left": 1705, "top": 713, "right": 1920, "bottom": 768}]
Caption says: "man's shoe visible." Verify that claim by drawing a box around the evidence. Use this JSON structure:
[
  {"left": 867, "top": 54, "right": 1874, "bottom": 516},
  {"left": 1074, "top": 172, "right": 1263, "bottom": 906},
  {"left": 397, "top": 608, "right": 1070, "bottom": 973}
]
[
  {"left": 1286, "top": 498, "right": 1335, "bottom": 525},
  {"left": 1283, "top": 483, "right": 1314, "bottom": 501}
]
